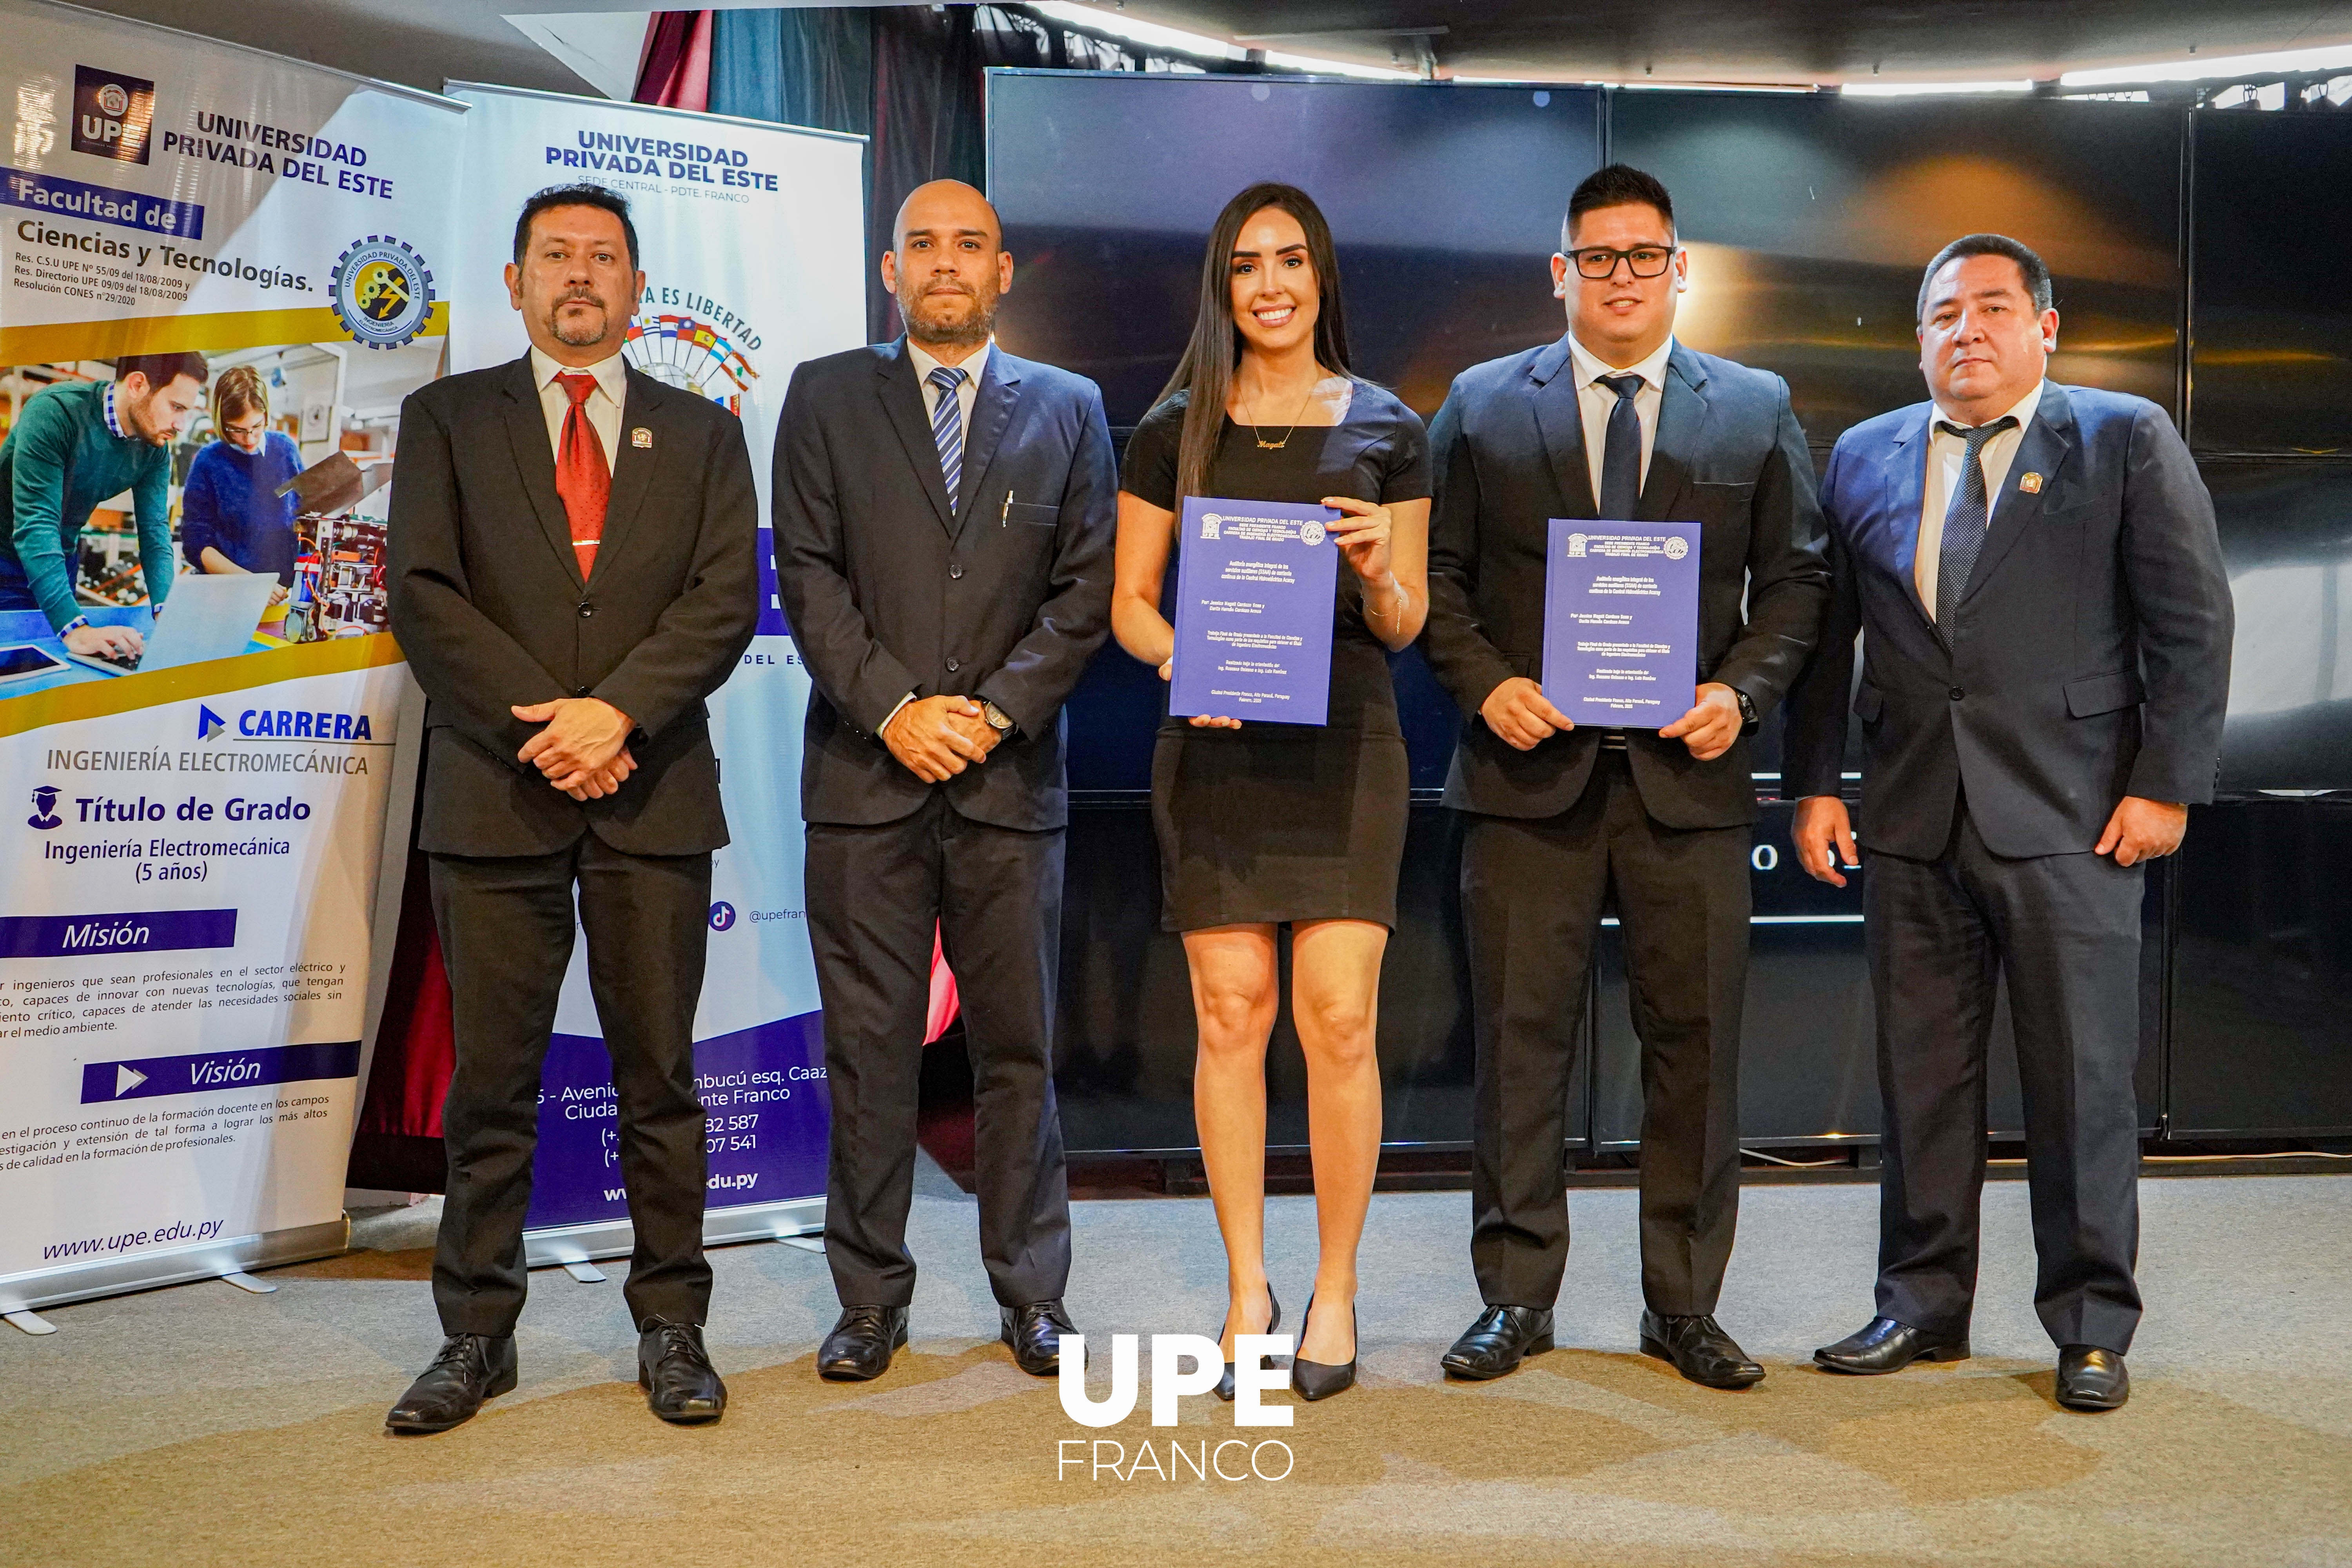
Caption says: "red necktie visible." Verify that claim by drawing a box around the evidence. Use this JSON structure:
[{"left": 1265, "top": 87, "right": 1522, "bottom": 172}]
[{"left": 554, "top": 371, "right": 609, "bottom": 580}]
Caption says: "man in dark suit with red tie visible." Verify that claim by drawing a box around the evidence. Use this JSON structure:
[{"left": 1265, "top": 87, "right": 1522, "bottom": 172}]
[{"left": 384, "top": 184, "right": 759, "bottom": 1433}]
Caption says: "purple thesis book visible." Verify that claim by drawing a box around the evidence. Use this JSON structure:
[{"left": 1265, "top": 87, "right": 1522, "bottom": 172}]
[
  {"left": 1541, "top": 519, "right": 1703, "bottom": 729},
  {"left": 1171, "top": 497, "right": 1341, "bottom": 726}
]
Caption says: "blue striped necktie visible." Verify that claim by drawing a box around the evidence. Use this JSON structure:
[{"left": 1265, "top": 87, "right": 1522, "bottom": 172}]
[
  {"left": 1933, "top": 414, "right": 2018, "bottom": 628},
  {"left": 928, "top": 364, "right": 969, "bottom": 507}
]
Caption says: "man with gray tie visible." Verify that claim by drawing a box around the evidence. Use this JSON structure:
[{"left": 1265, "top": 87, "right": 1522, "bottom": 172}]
[
  {"left": 1786, "top": 234, "right": 2234, "bottom": 1410},
  {"left": 772, "top": 179, "right": 1116, "bottom": 1383},
  {"left": 1423, "top": 164, "right": 1828, "bottom": 1388}
]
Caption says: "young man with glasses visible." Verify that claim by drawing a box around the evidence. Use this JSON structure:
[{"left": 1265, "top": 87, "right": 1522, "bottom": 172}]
[{"left": 1422, "top": 163, "right": 1830, "bottom": 1388}]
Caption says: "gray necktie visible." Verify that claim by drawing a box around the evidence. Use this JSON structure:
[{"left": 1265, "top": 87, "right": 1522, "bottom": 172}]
[
  {"left": 1597, "top": 373, "right": 1644, "bottom": 520},
  {"left": 1933, "top": 415, "right": 2018, "bottom": 627}
]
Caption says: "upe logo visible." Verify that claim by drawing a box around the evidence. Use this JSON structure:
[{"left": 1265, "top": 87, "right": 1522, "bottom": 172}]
[
  {"left": 1566, "top": 532, "right": 1590, "bottom": 557},
  {"left": 72, "top": 65, "right": 155, "bottom": 164},
  {"left": 197, "top": 704, "right": 227, "bottom": 741},
  {"left": 1200, "top": 513, "right": 1222, "bottom": 540},
  {"left": 27, "top": 785, "right": 63, "bottom": 830},
  {"left": 1058, "top": 1333, "right": 1293, "bottom": 1428},
  {"left": 330, "top": 235, "right": 435, "bottom": 350}
]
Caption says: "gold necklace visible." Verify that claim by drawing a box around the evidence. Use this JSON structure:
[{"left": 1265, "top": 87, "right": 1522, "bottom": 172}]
[{"left": 1247, "top": 379, "right": 1320, "bottom": 451}]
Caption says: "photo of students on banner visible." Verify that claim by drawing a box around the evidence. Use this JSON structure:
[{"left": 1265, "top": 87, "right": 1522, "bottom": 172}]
[{"left": 0, "top": 340, "right": 432, "bottom": 696}]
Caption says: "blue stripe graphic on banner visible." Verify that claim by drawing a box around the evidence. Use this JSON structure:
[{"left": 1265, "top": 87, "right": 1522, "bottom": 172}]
[
  {"left": 0, "top": 169, "right": 206, "bottom": 239},
  {"left": 79, "top": 1041, "right": 361, "bottom": 1104},
  {"left": 0, "top": 908, "right": 236, "bottom": 959}
]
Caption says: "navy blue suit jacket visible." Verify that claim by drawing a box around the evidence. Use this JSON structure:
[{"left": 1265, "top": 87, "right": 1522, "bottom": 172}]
[
  {"left": 772, "top": 339, "right": 1116, "bottom": 832},
  {"left": 1783, "top": 382, "right": 2234, "bottom": 860}
]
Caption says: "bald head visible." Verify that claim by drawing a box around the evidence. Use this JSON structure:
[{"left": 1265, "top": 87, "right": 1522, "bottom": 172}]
[
  {"left": 882, "top": 179, "right": 1012, "bottom": 360},
  {"left": 895, "top": 179, "right": 1001, "bottom": 252}
]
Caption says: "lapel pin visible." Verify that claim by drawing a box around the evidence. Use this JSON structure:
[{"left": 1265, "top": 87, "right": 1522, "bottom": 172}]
[
  {"left": 2018, "top": 472, "right": 2043, "bottom": 494},
  {"left": 631, "top": 427, "right": 653, "bottom": 449}
]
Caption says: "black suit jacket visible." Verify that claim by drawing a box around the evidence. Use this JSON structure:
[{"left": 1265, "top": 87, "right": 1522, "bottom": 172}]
[
  {"left": 771, "top": 339, "right": 1116, "bottom": 833},
  {"left": 1783, "top": 382, "right": 2234, "bottom": 860},
  {"left": 1423, "top": 336, "right": 1831, "bottom": 826},
  {"left": 388, "top": 355, "right": 760, "bottom": 857}
]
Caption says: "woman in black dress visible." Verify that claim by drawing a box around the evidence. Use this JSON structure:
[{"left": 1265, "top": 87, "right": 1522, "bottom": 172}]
[{"left": 1111, "top": 183, "right": 1430, "bottom": 1401}]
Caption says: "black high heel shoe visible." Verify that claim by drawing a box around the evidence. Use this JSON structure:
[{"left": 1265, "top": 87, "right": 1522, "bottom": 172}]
[
  {"left": 1290, "top": 1293, "right": 1357, "bottom": 1401},
  {"left": 1212, "top": 1284, "right": 1282, "bottom": 1403}
]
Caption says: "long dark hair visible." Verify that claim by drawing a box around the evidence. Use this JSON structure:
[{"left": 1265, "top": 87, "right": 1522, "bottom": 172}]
[{"left": 1156, "top": 181, "right": 1353, "bottom": 505}]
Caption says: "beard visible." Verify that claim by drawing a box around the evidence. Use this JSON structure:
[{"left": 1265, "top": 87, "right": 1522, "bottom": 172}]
[
  {"left": 545, "top": 289, "right": 616, "bottom": 348},
  {"left": 902, "top": 281, "right": 996, "bottom": 350},
  {"left": 120, "top": 393, "right": 176, "bottom": 448}
]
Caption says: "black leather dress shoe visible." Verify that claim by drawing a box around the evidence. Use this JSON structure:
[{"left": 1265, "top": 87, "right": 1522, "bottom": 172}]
[
  {"left": 638, "top": 1318, "right": 726, "bottom": 1423},
  {"left": 385, "top": 1333, "right": 517, "bottom": 1434},
  {"left": 818, "top": 1305, "right": 909, "bottom": 1381},
  {"left": 1814, "top": 1316, "right": 1970, "bottom": 1375},
  {"left": 1639, "top": 1310, "right": 1765, "bottom": 1389},
  {"left": 1000, "top": 1300, "right": 1079, "bottom": 1377},
  {"left": 1440, "top": 1305, "right": 1556, "bottom": 1380},
  {"left": 2056, "top": 1345, "right": 2129, "bottom": 1411}
]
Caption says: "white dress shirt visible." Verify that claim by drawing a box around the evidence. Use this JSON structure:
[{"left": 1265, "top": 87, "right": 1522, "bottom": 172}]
[
  {"left": 1566, "top": 332, "right": 1674, "bottom": 515},
  {"left": 529, "top": 345, "right": 624, "bottom": 475},
  {"left": 907, "top": 337, "right": 990, "bottom": 439},
  {"left": 1916, "top": 380, "right": 2044, "bottom": 618}
]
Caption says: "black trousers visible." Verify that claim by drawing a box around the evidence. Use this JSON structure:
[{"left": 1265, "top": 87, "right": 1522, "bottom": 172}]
[
  {"left": 1865, "top": 803, "right": 2145, "bottom": 1353},
  {"left": 804, "top": 793, "right": 1071, "bottom": 1309},
  {"left": 1463, "top": 753, "right": 1751, "bottom": 1316},
  {"left": 427, "top": 837, "right": 713, "bottom": 1337}
]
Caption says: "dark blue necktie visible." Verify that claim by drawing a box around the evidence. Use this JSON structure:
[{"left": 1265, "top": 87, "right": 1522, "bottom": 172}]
[
  {"left": 1933, "top": 415, "right": 2018, "bottom": 628},
  {"left": 928, "top": 364, "right": 968, "bottom": 506},
  {"left": 1597, "top": 373, "right": 1644, "bottom": 520}
]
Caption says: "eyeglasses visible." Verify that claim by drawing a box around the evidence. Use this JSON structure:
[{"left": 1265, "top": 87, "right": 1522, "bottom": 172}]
[{"left": 1566, "top": 245, "right": 1678, "bottom": 280}]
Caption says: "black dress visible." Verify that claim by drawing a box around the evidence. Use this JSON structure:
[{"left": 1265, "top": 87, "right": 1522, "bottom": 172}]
[{"left": 1122, "top": 384, "right": 1431, "bottom": 932}]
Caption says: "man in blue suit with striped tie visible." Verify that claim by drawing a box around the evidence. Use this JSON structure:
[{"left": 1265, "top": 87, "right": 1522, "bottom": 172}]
[
  {"left": 1784, "top": 235, "right": 2233, "bottom": 1411},
  {"left": 773, "top": 180, "right": 1117, "bottom": 1383}
]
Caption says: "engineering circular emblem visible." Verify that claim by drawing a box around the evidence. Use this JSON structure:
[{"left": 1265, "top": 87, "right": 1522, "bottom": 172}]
[
  {"left": 331, "top": 235, "right": 435, "bottom": 350},
  {"left": 1300, "top": 521, "right": 1327, "bottom": 546},
  {"left": 1663, "top": 535, "right": 1690, "bottom": 560}
]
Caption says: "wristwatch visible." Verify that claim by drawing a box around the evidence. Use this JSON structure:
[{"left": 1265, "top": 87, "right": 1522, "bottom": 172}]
[
  {"left": 1733, "top": 689, "right": 1758, "bottom": 726},
  {"left": 980, "top": 701, "right": 1014, "bottom": 734}
]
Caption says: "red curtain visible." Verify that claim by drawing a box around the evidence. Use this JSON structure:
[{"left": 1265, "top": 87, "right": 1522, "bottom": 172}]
[{"left": 635, "top": 11, "right": 714, "bottom": 110}]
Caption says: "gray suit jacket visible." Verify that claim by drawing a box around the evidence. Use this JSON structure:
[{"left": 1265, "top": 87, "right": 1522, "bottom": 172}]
[
  {"left": 1422, "top": 336, "right": 1830, "bottom": 826},
  {"left": 771, "top": 339, "right": 1117, "bottom": 832},
  {"left": 1782, "top": 382, "right": 2235, "bottom": 859},
  {"left": 387, "top": 354, "right": 760, "bottom": 857}
]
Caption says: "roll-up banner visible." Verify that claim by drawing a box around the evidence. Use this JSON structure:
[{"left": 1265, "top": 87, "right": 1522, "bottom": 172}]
[
  {"left": 443, "top": 84, "right": 865, "bottom": 1264},
  {"left": 0, "top": 0, "right": 457, "bottom": 1319}
]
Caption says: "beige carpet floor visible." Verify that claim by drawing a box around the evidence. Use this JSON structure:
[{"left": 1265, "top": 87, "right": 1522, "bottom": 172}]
[{"left": 2, "top": 1174, "right": 2348, "bottom": 1568}]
